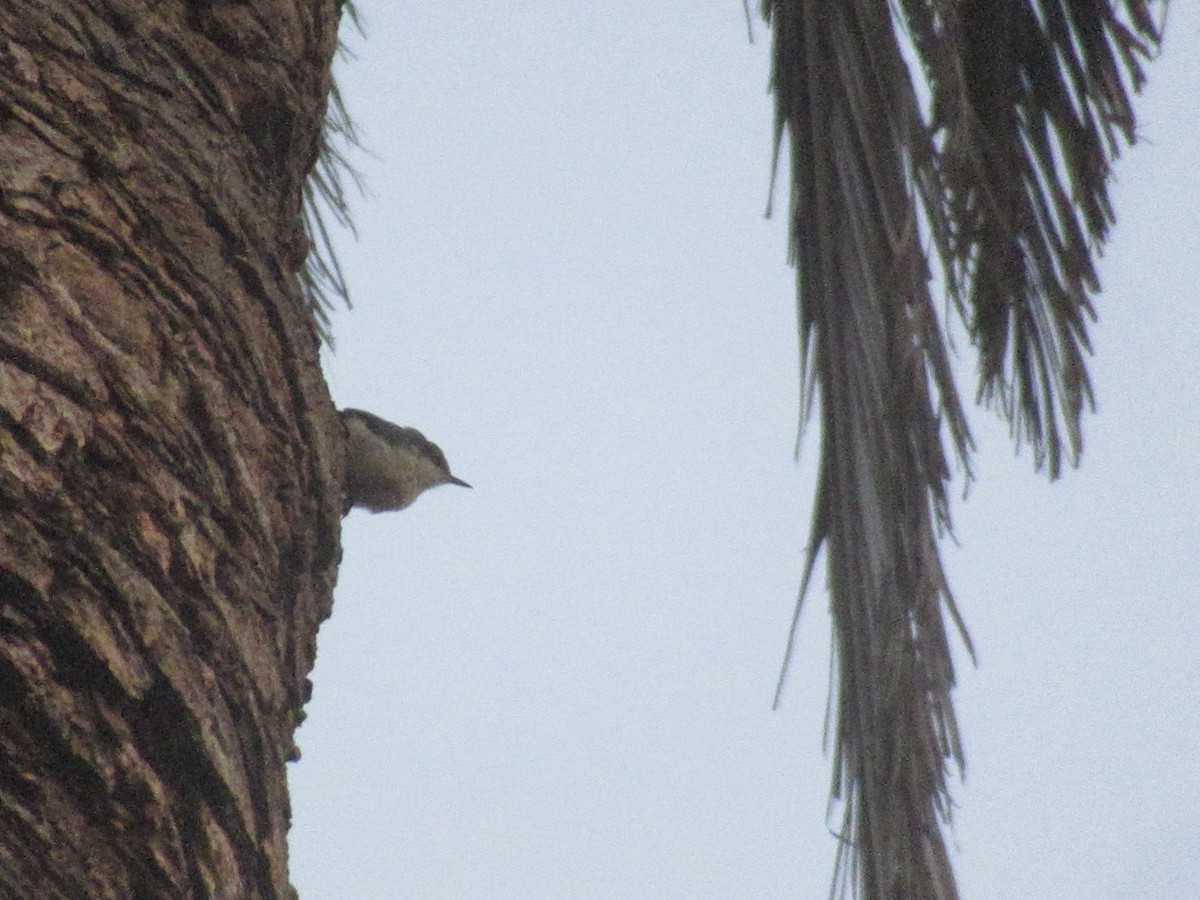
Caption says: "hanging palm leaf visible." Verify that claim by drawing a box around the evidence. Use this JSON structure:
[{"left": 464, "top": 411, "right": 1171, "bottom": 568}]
[{"left": 764, "top": 1, "right": 1162, "bottom": 897}]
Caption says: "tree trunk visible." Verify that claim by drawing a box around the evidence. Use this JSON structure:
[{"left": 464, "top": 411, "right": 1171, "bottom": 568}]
[{"left": 0, "top": 2, "right": 344, "bottom": 896}]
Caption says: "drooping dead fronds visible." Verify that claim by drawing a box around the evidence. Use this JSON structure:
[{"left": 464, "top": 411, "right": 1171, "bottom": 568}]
[
  {"left": 765, "top": 3, "right": 973, "bottom": 896},
  {"left": 764, "top": 0, "right": 1162, "bottom": 897},
  {"left": 302, "top": 2, "right": 364, "bottom": 346},
  {"left": 911, "top": 0, "right": 1162, "bottom": 477}
]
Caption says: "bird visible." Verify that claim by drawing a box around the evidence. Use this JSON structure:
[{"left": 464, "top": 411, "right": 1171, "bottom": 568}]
[{"left": 340, "top": 408, "right": 471, "bottom": 513}]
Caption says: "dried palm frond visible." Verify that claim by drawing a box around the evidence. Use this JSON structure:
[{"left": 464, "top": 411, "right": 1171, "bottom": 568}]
[
  {"left": 915, "top": 0, "right": 1161, "bottom": 476},
  {"left": 303, "top": 2, "right": 364, "bottom": 347},
  {"left": 764, "top": 0, "right": 1162, "bottom": 897}
]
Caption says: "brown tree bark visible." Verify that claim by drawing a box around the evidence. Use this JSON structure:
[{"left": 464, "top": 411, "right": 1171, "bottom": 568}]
[{"left": 0, "top": 2, "right": 345, "bottom": 897}]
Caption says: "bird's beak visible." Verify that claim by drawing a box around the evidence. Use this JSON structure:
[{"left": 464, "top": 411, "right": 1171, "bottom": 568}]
[{"left": 447, "top": 475, "right": 472, "bottom": 489}]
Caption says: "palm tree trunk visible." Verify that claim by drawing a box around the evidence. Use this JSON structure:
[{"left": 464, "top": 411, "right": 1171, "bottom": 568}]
[{"left": 0, "top": 2, "right": 345, "bottom": 896}]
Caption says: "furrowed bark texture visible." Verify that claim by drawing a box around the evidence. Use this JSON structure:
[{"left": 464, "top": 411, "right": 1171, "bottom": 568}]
[{"left": 0, "top": 1, "right": 344, "bottom": 897}]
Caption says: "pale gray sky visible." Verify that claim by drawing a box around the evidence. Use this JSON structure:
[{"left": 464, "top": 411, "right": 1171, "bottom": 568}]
[{"left": 290, "top": 5, "right": 1200, "bottom": 898}]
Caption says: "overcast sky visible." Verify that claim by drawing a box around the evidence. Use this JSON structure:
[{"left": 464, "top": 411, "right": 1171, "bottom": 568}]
[{"left": 289, "top": 5, "right": 1200, "bottom": 898}]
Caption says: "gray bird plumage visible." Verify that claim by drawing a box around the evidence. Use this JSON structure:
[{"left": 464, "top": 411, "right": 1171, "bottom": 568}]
[{"left": 340, "top": 408, "right": 470, "bottom": 513}]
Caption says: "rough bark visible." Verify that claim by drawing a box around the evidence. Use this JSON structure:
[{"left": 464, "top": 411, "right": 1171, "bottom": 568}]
[{"left": 0, "top": 1, "right": 344, "bottom": 897}]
